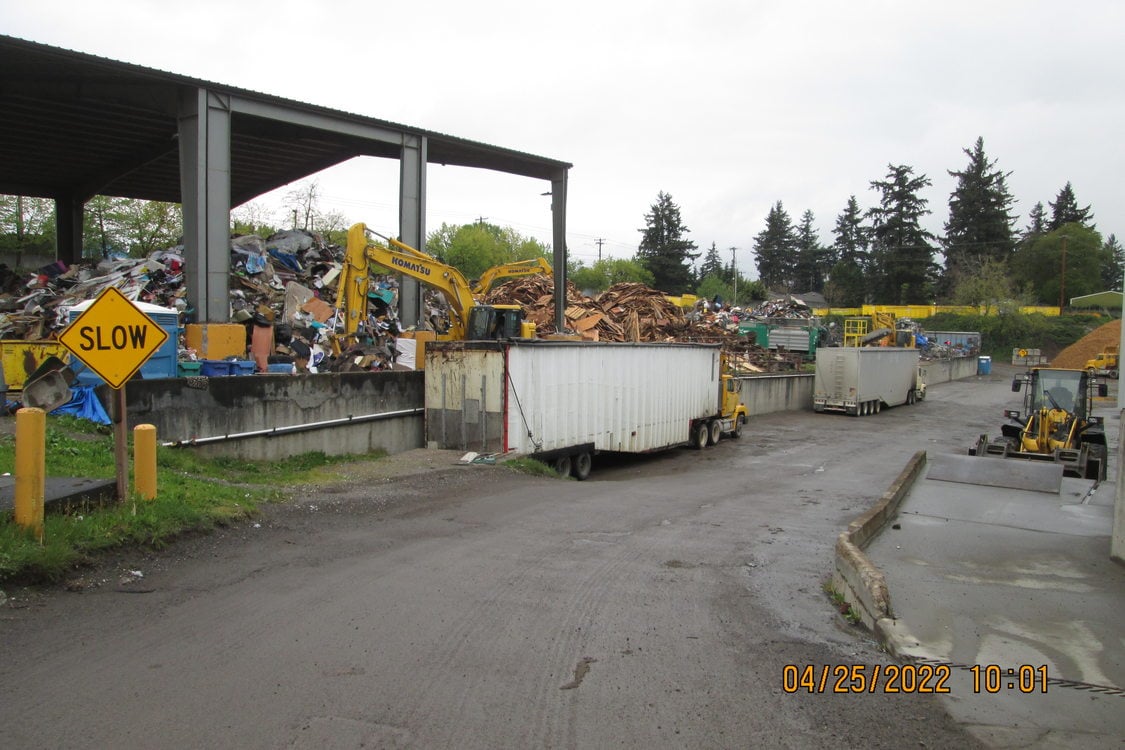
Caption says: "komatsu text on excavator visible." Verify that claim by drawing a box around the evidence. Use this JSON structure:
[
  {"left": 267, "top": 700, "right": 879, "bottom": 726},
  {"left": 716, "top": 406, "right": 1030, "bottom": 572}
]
[{"left": 335, "top": 223, "right": 535, "bottom": 347}]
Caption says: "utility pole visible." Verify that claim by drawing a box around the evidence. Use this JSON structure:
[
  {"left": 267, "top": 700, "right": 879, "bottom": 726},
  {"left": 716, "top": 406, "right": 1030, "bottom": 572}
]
[
  {"left": 595, "top": 238, "right": 605, "bottom": 262},
  {"left": 729, "top": 247, "right": 738, "bottom": 304},
  {"left": 1059, "top": 234, "right": 1068, "bottom": 312}
]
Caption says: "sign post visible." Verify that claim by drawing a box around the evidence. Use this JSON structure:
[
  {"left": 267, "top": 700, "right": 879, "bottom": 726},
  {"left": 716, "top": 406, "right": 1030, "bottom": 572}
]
[{"left": 59, "top": 287, "right": 169, "bottom": 500}]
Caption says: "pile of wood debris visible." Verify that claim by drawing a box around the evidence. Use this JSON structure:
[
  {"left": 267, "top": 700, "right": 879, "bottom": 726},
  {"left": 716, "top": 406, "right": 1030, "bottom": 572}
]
[
  {"left": 482, "top": 275, "right": 799, "bottom": 372},
  {"left": 483, "top": 277, "right": 690, "bottom": 342}
]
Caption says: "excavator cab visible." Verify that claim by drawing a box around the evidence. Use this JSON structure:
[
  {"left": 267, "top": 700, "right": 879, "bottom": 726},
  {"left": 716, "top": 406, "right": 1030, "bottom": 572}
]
[{"left": 465, "top": 305, "right": 536, "bottom": 341}]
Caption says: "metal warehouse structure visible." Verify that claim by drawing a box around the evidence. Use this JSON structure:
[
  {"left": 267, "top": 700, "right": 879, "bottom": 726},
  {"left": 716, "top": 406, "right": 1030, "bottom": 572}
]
[{"left": 0, "top": 34, "right": 573, "bottom": 327}]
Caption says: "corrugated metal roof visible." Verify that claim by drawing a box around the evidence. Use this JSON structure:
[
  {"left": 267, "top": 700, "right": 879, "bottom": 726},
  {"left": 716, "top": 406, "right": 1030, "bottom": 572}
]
[{"left": 0, "top": 34, "right": 570, "bottom": 205}]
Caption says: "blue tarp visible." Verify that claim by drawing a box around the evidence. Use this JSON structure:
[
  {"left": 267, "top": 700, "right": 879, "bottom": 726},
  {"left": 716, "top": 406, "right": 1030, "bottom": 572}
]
[{"left": 49, "top": 386, "right": 111, "bottom": 425}]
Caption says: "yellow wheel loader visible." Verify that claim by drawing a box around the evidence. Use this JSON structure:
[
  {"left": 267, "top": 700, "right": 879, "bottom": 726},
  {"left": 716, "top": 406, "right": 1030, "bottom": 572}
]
[{"left": 969, "top": 367, "right": 1108, "bottom": 481}]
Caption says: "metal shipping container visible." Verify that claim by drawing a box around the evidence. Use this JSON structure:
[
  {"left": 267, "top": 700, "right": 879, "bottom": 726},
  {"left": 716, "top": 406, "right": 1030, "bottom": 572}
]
[
  {"left": 813, "top": 347, "right": 922, "bottom": 415},
  {"left": 425, "top": 340, "right": 722, "bottom": 455}
]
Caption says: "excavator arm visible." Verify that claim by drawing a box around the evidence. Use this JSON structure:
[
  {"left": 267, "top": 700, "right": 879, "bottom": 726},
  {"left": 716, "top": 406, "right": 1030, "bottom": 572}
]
[
  {"left": 337, "top": 223, "right": 477, "bottom": 340},
  {"left": 471, "top": 258, "right": 553, "bottom": 297}
]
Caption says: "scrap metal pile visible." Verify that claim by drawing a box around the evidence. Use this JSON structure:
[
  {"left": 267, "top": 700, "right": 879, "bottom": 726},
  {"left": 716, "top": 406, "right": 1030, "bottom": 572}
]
[
  {"left": 0, "top": 234, "right": 799, "bottom": 373},
  {"left": 0, "top": 230, "right": 407, "bottom": 372}
]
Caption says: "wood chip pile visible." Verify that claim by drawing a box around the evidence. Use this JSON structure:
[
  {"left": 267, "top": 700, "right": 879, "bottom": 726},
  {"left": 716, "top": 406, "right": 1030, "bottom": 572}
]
[{"left": 1050, "top": 319, "right": 1121, "bottom": 369}]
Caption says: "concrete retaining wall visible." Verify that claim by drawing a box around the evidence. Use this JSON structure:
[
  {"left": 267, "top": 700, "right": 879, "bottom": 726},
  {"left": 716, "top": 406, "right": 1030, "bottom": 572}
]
[
  {"left": 832, "top": 451, "right": 927, "bottom": 633},
  {"left": 741, "top": 373, "right": 814, "bottom": 415},
  {"left": 119, "top": 371, "right": 424, "bottom": 461},
  {"left": 102, "top": 354, "right": 975, "bottom": 461},
  {"left": 921, "top": 355, "right": 979, "bottom": 385}
]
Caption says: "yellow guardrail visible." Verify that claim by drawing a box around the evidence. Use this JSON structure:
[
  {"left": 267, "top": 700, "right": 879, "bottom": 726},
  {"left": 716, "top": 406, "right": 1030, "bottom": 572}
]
[{"left": 811, "top": 305, "right": 1062, "bottom": 319}]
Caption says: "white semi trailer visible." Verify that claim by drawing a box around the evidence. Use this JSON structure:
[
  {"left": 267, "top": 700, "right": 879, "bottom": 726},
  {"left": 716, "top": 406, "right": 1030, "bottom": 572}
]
[
  {"left": 813, "top": 347, "right": 925, "bottom": 416},
  {"left": 424, "top": 340, "right": 747, "bottom": 479}
]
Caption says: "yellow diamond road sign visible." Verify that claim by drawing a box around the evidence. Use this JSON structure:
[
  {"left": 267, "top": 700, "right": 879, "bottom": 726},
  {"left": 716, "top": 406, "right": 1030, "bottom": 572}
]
[{"left": 59, "top": 287, "right": 169, "bottom": 389}]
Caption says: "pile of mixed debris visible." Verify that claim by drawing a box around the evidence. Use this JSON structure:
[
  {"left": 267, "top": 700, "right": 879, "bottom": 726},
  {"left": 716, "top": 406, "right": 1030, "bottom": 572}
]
[
  {"left": 483, "top": 276, "right": 800, "bottom": 372},
  {"left": 0, "top": 232, "right": 801, "bottom": 374}
]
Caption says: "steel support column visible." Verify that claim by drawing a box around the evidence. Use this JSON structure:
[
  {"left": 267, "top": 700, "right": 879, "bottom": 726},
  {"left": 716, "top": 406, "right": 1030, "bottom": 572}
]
[
  {"left": 54, "top": 195, "right": 83, "bottom": 265},
  {"left": 398, "top": 134, "right": 427, "bottom": 328},
  {"left": 551, "top": 168, "right": 569, "bottom": 332},
  {"left": 179, "top": 88, "right": 232, "bottom": 323}
]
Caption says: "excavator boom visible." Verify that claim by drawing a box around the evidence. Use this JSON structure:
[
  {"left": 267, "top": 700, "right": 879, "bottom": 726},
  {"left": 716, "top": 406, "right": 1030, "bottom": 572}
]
[
  {"left": 472, "top": 258, "right": 553, "bottom": 297},
  {"left": 337, "top": 223, "right": 477, "bottom": 340}
]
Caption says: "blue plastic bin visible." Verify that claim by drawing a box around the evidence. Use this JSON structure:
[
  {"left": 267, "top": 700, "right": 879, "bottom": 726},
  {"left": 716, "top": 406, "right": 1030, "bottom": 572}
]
[
  {"left": 200, "top": 360, "right": 234, "bottom": 377},
  {"left": 232, "top": 360, "right": 257, "bottom": 375}
]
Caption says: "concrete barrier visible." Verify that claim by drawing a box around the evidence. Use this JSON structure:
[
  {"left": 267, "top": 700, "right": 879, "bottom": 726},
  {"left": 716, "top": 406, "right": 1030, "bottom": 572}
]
[
  {"left": 832, "top": 451, "right": 927, "bottom": 632},
  {"left": 740, "top": 373, "right": 814, "bottom": 416},
  {"left": 120, "top": 371, "right": 424, "bottom": 461},
  {"left": 100, "top": 354, "right": 974, "bottom": 460},
  {"left": 920, "top": 356, "right": 978, "bottom": 385}
]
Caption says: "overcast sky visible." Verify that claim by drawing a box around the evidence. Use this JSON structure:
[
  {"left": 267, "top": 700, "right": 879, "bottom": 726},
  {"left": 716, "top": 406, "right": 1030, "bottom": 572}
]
[{"left": 5, "top": 1, "right": 1123, "bottom": 279}]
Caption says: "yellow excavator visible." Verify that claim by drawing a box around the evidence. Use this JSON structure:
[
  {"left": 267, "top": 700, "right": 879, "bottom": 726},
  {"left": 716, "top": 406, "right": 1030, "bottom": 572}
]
[
  {"left": 970, "top": 366, "right": 1108, "bottom": 480},
  {"left": 471, "top": 258, "right": 553, "bottom": 298},
  {"left": 335, "top": 223, "right": 535, "bottom": 347}
]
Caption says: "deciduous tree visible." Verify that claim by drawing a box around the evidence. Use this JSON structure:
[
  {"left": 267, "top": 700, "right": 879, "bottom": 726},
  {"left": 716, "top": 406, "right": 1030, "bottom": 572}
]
[
  {"left": 570, "top": 257, "right": 654, "bottom": 293},
  {"left": 1012, "top": 224, "right": 1106, "bottom": 305}
]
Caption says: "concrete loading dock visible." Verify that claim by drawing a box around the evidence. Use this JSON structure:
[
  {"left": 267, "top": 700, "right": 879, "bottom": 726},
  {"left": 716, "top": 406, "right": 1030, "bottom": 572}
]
[{"left": 833, "top": 366, "right": 1124, "bottom": 747}]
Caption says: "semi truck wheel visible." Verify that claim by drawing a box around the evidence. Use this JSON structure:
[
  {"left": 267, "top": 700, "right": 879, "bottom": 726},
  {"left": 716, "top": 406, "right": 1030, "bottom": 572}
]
[
  {"left": 731, "top": 416, "right": 744, "bottom": 439},
  {"left": 554, "top": 455, "right": 572, "bottom": 478},
  {"left": 573, "top": 452, "right": 592, "bottom": 481},
  {"left": 692, "top": 422, "right": 708, "bottom": 449},
  {"left": 708, "top": 420, "right": 722, "bottom": 445}
]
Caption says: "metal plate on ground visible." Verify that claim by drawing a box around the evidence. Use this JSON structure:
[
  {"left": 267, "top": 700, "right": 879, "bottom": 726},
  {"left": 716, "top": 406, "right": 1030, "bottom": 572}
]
[{"left": 926, "top": 452, "right": 1063, "bottom": 494}]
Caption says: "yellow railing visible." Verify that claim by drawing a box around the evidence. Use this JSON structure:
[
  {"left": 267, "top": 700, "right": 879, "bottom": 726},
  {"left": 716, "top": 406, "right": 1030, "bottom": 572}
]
[{"left": 811, "top": 305, "right": 1062, "bottom": 319}]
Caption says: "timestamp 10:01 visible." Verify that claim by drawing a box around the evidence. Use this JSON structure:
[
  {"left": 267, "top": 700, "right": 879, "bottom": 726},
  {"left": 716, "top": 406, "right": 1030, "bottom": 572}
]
[{"left": 970, "top": 664, "right": 1049, "bottom": 694}]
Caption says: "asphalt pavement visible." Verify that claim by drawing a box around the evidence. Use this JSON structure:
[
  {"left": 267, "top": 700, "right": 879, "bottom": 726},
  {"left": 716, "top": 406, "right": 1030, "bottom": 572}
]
[{"left": 866, "top": 382, "right": 1125, "bottom": 749}]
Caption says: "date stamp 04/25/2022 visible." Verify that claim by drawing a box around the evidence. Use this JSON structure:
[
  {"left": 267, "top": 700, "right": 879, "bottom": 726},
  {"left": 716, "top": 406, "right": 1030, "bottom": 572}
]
[{"left": 782, "top": 664, "right": 1050, "bottom": 695}]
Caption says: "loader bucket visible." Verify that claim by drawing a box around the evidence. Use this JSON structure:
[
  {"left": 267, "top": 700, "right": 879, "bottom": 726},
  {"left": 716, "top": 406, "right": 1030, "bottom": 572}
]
[{"left": 928, "top": 453, "right": 1063, "bottom": 494}]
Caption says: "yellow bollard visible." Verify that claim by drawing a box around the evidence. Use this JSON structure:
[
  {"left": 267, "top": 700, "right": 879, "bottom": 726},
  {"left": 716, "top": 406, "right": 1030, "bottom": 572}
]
[
  {"left": 14, "top": 407, "right": 45, "bottom": 543},
  {"left": 133, "top": 424, "right": 158, "bottom": 501}
]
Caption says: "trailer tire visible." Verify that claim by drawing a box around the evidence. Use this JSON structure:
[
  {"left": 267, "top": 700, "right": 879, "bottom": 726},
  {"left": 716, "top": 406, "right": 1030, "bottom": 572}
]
[
  {"left": 708, "top": 419, "right": 722, "bottom": 446},
  {"left": 731, "top": 416, "right": 744, "bottom": 439},
  {"left": 573, "top": 451, "right": 592, "bottom": 481},
  {"left": 692, "top": 421, "right": 709, "bottom": 450},
  {"left": 553, "top": 455, "right": 572, "bottom": 478}
]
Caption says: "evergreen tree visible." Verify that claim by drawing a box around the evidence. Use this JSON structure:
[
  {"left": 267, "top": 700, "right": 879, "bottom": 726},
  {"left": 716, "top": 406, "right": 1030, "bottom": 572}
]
[
  {"left": 698, "top": 241, "right": 724, "bottom": 280},
  {"left": 943, "top": 137, "right": 1016, "bottom": 292},
  {"left": 1023, "top": 201, "right": 1047, "bottom": 240},
  {"left": 752, "top": 201, "right": 797, "bottom": 292},
  {"left": 824, "top": 196, "right": 869, "bottom": 306},
  {"left": 792, "top": 210, "right": 827, "bottom": 293},
  {"left": 637, "top": 191, "right": 698, "bottom": 293},
  {"left": 1102, "top": 234, "right": 1124, "bottom": 292},
  {"left": 866, "top": 164, "right": 938, "bottom": 303},
  {"left": 1047, "top": 182, "right": 1094, "bottom": 231}
]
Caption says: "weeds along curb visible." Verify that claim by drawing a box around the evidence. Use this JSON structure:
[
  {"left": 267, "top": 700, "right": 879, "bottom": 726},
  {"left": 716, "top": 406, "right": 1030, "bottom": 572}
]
[{"left": 832, "top": 450, "right": 926, "bottom": 641}]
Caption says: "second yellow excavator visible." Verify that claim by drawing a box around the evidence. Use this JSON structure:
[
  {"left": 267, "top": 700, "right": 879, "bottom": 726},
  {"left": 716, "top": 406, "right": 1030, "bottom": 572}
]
[{"left": 471, "top": 258, "right": 553, "bottom": 297}]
